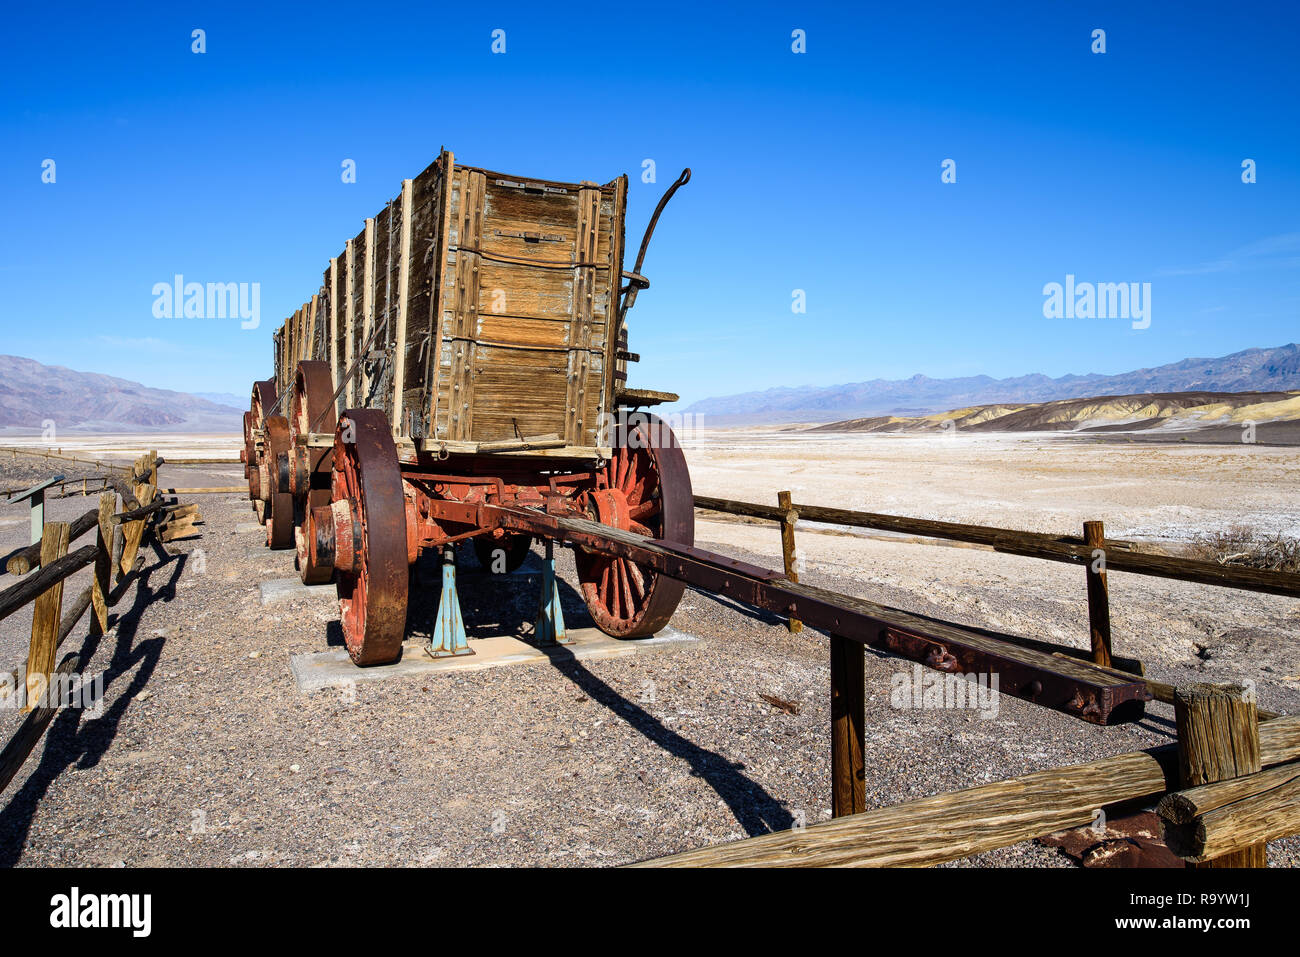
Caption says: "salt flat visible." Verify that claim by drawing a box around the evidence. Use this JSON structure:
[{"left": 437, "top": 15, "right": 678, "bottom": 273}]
[{"left": 681, "top": 427, "right": 1300, "bottom": 543}]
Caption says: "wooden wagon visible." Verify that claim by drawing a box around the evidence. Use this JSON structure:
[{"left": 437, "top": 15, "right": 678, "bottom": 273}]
[{"left": 244, "top": 150, "right": 693, "bottom": 665}]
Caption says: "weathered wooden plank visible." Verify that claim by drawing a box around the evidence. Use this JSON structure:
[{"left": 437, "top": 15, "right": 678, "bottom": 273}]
[
  {"left": 5, "top": 507, "right": 98, "bottom": 575},
  {"left": 694, "top": 496, "right": 1300, "bottom": 598},
  {"left": 563, "top": 185, "right": 600, "bottom": 445},
  {"left": 344, "top": 238, "right": 356, "bottom": 407},
  {"left": 159, "top": 518, "right": 200, "bottom": 542},
  {"left": 409, "top": 152, "right": 451, "bottom": 435},
  {"left": 0, "top": 545, "right": 96, "bottom": 624},
  {"left": 392, "top": 178, "right": 414, "bottom": 432},
  {"left": 636, "top": 713, "right": 1300, "bottom": 867},
  {"left": 23, "top": 521, "right": 70, "bottom": 713},
  {"left": 448, "top": 169, "right": 485, "bottom": 441},
  {"left": 309, "top": 293, "right": 321, "bottom": 361},
  {"left": 361, "top": 217, "right": 376, "bottom": 401},
  {"left": 328, "top": 257, "right": 340, "bottom": 402},
  {"left": 1159, "top": 760, "right": 1300, "bottom": 862},
  {"left": 158, "top": 486, "right": 243, "bottom": 494}
]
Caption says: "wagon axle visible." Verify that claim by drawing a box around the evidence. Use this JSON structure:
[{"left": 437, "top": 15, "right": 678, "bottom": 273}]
[{"left": 294, "top": 409, "right": 692, "bottom": 664}]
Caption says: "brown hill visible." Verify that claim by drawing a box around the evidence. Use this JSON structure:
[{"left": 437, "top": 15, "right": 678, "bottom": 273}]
[
  {"left": 808, "top": 390, "right": 1300, "bottom": 441},
  {"left": 0, "top": 355, "right": 242, "bottom": 433}
]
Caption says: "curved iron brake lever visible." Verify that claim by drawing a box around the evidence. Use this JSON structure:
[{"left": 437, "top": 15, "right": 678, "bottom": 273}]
[{"left": 619, "top": 167, "right": 691, "bottom": 319}]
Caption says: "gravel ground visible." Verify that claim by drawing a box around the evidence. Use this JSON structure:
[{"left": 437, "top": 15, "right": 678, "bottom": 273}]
[{"left": 0, "top": 448, "right": 1296, "bottom": 867}]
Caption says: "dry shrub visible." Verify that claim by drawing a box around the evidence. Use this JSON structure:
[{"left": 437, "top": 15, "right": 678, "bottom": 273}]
[{"left": 1192, "top": 525, "right": 1300, "bottom": 573}]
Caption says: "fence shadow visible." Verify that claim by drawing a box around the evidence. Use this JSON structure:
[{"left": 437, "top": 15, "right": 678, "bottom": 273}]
[{"left": 0, "top": 547, "right": 184, "bottom": 867}]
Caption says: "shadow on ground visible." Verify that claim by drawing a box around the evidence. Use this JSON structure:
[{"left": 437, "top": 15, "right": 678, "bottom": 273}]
[{"left": 0, "top": 540, "right": 185, "bottom": 866}]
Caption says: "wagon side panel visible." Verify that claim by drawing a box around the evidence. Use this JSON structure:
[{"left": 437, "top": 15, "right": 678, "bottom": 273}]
[{"left": 430, "top": 172, "right": 621, "bottom": 449}]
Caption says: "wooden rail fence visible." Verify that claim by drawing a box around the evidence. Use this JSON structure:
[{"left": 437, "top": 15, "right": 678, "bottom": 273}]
[
  {"left": 0, "top": 451, "right": 202, "bottom": 797},
  {"left": 642, "top": 493, "right": 1300, "bottom": 867}
]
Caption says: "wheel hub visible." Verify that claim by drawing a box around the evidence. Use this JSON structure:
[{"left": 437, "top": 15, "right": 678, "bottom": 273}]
[{"left": 586, "top": 487, "right": 632, "bottom": 532}]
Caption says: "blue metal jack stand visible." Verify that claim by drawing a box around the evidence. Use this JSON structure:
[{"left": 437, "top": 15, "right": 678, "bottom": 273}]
[
  {"left": 427, "top": 545, "right": 473, "bottom": 657},
  {"left": 534, "top": 539, "right": 570, "bottom": 646}
]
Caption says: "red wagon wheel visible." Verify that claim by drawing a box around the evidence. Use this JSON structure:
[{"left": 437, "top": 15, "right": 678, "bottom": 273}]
[
  {"left": 241, "top": 411, "right": 253, "bottom": 485},
  {"left": 331, "top": 409, "right": 409, "bottom": 666},
  {"left": 264, "top": 415, "right": 294, "bottom": 549},
  {"left": 290, "top": 361, "right": 337, "bottom": 583},
  {"left": 249, "top": 378, "right": 277, "bottom": 518},
  {"left": 575, "top": 413, "right": 694, "bottom": 637}
]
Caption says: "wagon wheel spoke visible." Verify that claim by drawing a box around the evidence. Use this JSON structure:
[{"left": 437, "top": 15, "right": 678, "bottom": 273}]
[
  {"left": 575, "top": 414, "right": 694, "bottom": 638},
  {"left": 628, "top": 495, "right": 659, "bottom": 522},
  {"left": 625, "top": 560, "right": 647, "bottom": 601},
  {"left": 618, "top": 559, "right": 636, "bottom": 614}
]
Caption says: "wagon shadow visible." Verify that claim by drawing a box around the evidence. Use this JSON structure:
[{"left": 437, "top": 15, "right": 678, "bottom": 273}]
[
  {"left": 402, "top": 545, "right": 793, "bottom": 836},
  {"left": 0, "top": 541, "right": 182, "bottom": 867},
  {"left": 534, "top": 642, "right": 796, "bottom": 838},
  {"left": 322, "top": 543, "right": 793, "bottom": 836}
]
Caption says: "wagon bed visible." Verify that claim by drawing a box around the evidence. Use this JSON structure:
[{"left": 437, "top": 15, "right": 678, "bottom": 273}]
[{"left": 274, "top": 150, "right": 654, "bottom": 461}]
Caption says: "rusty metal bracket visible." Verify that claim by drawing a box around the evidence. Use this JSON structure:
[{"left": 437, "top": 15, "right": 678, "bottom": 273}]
[{"left": 619, "top": 168, "right": 691, "bottom": 320}]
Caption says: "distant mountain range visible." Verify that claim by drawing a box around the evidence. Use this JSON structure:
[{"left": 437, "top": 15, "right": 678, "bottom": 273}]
[
  {"left": 808, "top": 390, "right": 1300, "bottom": 443},
  {"left": 191, "top": 391, "right": 245, "bottom": 409},
  {"left": 0, "top": 355, "right": 243, "bottom": 433},
  {"left": 683, "top": 344, "right": 1300, "bottom": 424},
  {"left": 5, "top": 343, "right": 1299, "bottom": 435}
]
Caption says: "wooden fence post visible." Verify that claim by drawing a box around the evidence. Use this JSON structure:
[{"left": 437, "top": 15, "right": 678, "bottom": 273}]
[
  {"left": 1173, "top": 683, "right": 1265, "bottom": 867},
  {"left": 118, "top": 453, "right": 157, "bottom": 579},
  {"left": 830, "top": 635, "right": 865, "bottom": 817},
  {"left": 90, "top": 490, "right": 115, "bottom": 634},
  {"left": 777, "top": 490, "right": 801, "bottom": 633},
  {"left": 1083, "top": 520, "right": 1112, "bottom": 667},
  {"left": 23, "top": 521, "right": 70, "bottom": 713}
]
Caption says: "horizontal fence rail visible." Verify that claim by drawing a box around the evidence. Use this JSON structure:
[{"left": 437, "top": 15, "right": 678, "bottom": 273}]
[
  {"left": 694, "top": 495, "right": 1300, "bottom": 598},
  {"left": 637, "top": 711, "right": 1300, "bottom": 868}
]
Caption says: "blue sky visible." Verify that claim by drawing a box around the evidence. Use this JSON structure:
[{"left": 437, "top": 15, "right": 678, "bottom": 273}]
[{"left": 1, "top": 1, "right": 1296, "bottom": 406}]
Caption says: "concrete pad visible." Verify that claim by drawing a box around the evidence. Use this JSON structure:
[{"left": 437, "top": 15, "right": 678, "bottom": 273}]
[
  {"left": 288, "top": 626, "right": 699, "bottom": 693},
  {"left": 235, "top": 523, "right": 264, "bottom": 533},
  {"left": 260, "top": 577, "right": 337, "bottom": 606}
]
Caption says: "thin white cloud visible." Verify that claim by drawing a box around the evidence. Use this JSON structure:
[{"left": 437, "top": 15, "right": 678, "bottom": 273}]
[
  {"left": 1159, "top": 232, "right": 1300, "bottom": 277},
  {"left": 93, "top": 335, "right": 185, "bottom": 353}
]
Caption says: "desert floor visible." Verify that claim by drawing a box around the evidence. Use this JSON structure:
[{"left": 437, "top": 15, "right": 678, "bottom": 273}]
[{"left": 0, "top": 429, "right": 1296, "bottom": 867}]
